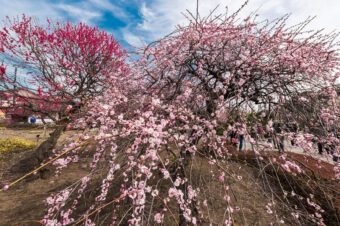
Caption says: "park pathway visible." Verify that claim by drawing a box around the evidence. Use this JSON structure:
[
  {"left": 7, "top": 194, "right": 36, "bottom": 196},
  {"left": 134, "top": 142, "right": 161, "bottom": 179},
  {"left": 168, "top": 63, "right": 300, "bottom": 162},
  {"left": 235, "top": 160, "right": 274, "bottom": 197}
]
[{"left": 243, "top": 139, "right": 336, "bottom": 165}]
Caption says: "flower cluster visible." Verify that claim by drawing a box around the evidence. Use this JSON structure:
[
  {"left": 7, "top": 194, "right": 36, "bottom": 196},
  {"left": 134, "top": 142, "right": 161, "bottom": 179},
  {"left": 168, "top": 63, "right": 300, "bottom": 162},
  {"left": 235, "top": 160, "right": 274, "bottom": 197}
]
[{"left": 3, "top": 2, "right": 339, "bottom": 226}]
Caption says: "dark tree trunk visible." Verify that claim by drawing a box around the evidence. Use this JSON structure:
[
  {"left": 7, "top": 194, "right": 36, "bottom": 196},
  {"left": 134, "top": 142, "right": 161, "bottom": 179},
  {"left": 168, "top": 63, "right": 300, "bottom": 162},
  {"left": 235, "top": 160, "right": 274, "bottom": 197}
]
[
  {"left": 10, "top": 124, "right": 67, "bottom": 180},
  {"left": 35, "top": 125, "right": 66, "bottom": 178}
]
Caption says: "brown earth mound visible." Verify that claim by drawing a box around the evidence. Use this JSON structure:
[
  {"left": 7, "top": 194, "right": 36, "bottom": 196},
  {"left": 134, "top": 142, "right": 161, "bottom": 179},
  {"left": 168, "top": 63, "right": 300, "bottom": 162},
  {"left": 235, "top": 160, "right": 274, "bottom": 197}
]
[{"left": 0, "top": 141, "right": 338, "bottom": 225}]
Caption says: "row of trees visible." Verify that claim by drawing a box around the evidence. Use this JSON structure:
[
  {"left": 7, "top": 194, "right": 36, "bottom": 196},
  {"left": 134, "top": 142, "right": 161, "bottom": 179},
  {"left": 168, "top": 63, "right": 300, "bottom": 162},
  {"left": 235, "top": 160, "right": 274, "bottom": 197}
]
[{"left": 1, "top": 2, "right": 339, "bottom": 225}]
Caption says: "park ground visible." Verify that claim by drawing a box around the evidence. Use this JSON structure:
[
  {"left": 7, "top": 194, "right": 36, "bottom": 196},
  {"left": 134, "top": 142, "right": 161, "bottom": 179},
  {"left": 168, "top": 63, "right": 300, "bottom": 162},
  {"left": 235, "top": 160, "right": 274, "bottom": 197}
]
[{"left": 0, "top": 127, "right": 339, "bottom": 225}]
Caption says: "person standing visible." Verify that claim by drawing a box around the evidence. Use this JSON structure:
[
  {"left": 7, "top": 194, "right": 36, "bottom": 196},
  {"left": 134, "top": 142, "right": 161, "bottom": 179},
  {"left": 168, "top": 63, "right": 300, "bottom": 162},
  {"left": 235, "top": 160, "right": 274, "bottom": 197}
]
[
  {"left": 237, "top": 122, "right": 246, "bottom": 151},
  {"left": 273, "top": 121, "right": 284, "bottom": 153},
  {"left": 311, "top": 123, "right": 326, "bottom": 155},
  {"left": 328, "top": 125, "right": 338, "bottom": 162},
  {"left": 289, "top": 122, "right": 298, "bottom": 146},
  {"left": 239, "top": 132, "right": 244, "bottom": 151},
  {"left": 250, "top": 126, "right": 257, "bottom": 141}
]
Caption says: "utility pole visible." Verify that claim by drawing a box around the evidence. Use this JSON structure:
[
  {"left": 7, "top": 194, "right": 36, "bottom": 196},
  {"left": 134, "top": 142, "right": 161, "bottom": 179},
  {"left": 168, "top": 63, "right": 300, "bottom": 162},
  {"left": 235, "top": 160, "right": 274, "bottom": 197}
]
[
  {"left": 13, "top": 66, "right": 17, "bottom": 106},
  {"left": 0, "top": 60, "right": 3, "bottom": 112}
]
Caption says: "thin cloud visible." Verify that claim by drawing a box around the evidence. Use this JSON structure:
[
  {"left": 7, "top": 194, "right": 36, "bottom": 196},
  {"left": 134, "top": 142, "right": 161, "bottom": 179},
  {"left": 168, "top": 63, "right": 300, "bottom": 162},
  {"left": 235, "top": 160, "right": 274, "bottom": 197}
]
[
  {"left": 122, "top": 29, "right": 145, "bottom": 47},
  {"left": 88, "top": 0, "right": 129, "bottom": 20},
  {"left": 0, "top": 0, "right": 62, "bottom": 22},
  {"left": 129, "top": 0, "right": 340, "bottom": 44},
  {"left": 57, "top": 4, "right": 102, "bottom": 23},
  {"left": 0, "top": 0, "right": 338, "bottom": 47},
  {"left": 0, "top": 0, "right": 130, "bottom": 26}
]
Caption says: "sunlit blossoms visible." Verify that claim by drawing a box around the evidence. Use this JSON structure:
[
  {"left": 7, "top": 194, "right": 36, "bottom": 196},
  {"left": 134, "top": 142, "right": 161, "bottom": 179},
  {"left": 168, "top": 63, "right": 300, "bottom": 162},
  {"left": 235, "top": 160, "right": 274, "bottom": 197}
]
[{"left": 1, "top": 1, "right": 339, "bottom": 226}]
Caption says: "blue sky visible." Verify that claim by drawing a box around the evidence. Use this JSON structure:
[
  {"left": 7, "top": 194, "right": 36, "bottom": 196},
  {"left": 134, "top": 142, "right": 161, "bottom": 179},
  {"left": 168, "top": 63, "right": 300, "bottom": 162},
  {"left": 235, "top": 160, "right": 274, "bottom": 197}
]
[{"left": 0, "top": 0, "right": 339, "bottom": 49}]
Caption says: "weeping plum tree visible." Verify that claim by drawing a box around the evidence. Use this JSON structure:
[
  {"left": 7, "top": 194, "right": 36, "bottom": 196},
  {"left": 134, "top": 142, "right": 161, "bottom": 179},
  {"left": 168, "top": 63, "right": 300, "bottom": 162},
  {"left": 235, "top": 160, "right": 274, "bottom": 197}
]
[
  {"left": 141, "top": 9, "right": 339, "bottom": 117},
  {"left": 0, "top": 15, "right": 127, "bottom": 172},
  {"left": 1, "top": 2, "right": 340, "bottom": 226},
  {"left": 140, "top": 2, "right": 340, "bottom": 159}
]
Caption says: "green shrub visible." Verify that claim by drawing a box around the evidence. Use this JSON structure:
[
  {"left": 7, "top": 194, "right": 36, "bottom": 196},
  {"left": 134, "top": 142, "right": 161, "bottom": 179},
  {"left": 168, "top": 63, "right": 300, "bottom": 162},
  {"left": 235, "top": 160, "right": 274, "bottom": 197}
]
[{"left": 0, "top": 137, "right": 37, "bottom": 160}]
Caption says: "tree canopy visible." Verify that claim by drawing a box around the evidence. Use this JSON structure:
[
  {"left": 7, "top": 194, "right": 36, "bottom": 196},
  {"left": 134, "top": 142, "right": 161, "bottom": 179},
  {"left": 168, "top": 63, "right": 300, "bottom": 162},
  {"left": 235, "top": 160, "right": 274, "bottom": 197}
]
[{"left": 0, "top": 3, "right": 339, "bottom": 225}]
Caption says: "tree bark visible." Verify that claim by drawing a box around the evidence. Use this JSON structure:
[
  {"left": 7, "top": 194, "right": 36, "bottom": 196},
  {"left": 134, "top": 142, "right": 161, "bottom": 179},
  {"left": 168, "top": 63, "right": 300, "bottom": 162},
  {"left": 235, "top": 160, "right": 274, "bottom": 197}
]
[
  {"left": 35, "top": 125, "right": 66, "bottom": 178},
  {"left": 10, "top": 124, "right": 67, "bottom": 180}
]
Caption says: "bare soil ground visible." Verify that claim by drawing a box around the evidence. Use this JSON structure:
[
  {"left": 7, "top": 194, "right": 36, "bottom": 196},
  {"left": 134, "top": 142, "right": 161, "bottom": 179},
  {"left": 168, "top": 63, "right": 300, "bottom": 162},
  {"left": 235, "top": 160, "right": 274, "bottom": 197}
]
[
  {"left": 0, "top": 128, "right": 338, "bottom": 225},
  {"left": 0, "top": 127, "right": 83, "bottom": 225}
]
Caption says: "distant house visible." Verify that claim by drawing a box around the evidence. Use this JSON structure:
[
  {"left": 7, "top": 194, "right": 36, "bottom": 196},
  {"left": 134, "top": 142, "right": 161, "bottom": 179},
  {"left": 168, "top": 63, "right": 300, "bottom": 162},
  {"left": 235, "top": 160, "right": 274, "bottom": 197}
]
[
  {"left": 0, "top": 90, "right": 35, "bottom": 122},
  {"left": 0, "top": 89, "right": 58, "bottom": 123}
]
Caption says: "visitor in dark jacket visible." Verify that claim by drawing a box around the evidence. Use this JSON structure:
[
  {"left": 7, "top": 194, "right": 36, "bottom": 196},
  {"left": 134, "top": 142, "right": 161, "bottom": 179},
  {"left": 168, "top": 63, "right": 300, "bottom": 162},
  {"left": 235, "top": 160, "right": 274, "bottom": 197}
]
[
  {"left": 273, "top": 121, "right": 285, "bottom": 153},
  {"left": 289, "top": 122, "right": 298, "bottom": 146},
  {"left": 238, "top": 133, "right": 244, "bottom": 151}
]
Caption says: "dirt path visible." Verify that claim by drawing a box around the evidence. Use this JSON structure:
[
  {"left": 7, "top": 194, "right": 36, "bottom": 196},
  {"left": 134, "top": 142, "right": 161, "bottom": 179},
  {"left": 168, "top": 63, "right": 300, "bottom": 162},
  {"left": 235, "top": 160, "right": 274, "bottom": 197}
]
[
  {"left": 0, "top": 163, "right": 89, "bottom": 225},
  {"left": 243, "top": 139, "right": 336, "bottom": 164},
  {"left": 0, "top": 128, "right": 85, "bottom": 225}
]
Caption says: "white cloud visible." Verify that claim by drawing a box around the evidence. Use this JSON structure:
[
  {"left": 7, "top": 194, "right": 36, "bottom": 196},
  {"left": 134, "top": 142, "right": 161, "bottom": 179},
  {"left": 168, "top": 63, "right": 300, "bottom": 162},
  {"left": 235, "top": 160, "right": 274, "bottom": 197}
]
[
  {"left": 131, "top": 0, "right": 340, "bottom": 43},
  {"left": 88, "top": 0, "right": 129, "bottom": 20},
  {"left": 0, "top": 0, "right": 62, "bottom": 22},
  {"left": 138, "top": 2, "right": 156, "bottom": 31},
  {"left": 0, "top": 0, "right": 338, "bottom": 46},
  {"left": 286, "top": 0, "right": 340, "bottom": 32},
  {"left": 122, "top": 29, "right": 145, "bottom": 47},
  {"left": 57, "top": 4, "right": 102, "bottom": 23},
  {"left": 0, "top": 0, "right": 130, "bottom": 26},
  {"left": 56, "top": 0, "right": 131, "bottom": 24}
]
